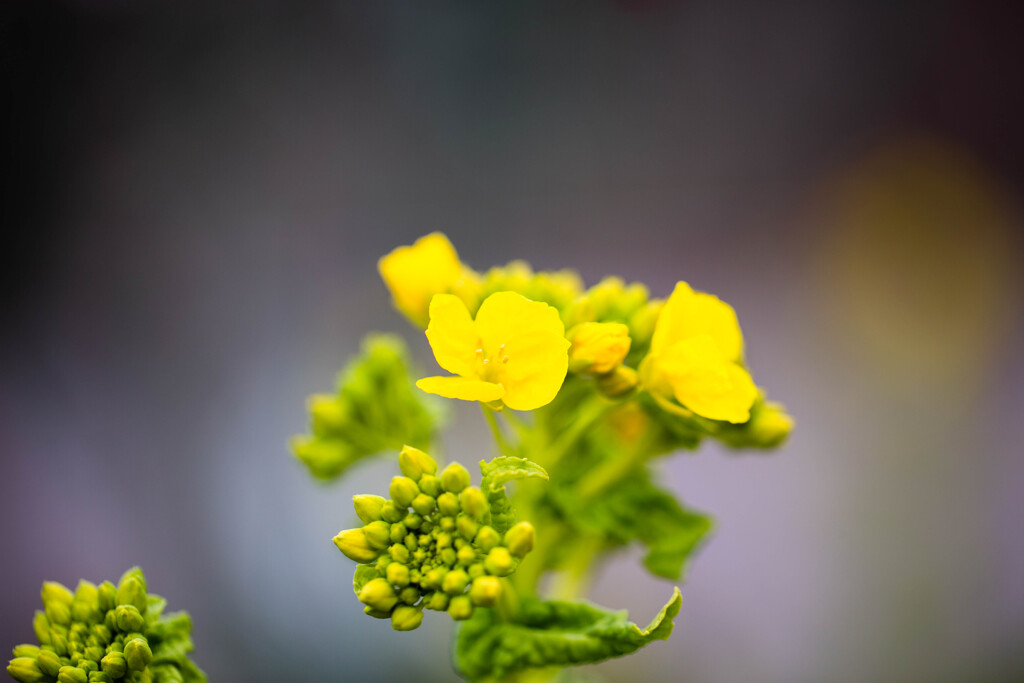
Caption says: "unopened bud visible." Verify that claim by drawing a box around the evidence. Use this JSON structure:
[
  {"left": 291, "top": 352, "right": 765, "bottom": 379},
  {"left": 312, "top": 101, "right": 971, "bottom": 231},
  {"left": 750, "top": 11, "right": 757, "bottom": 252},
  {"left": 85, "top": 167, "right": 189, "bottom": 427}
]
[
  {"left": 96, "top": 583, "right": 117, "bottom": 613},
  {"left": 467, "top": 563, "right": 486, "bottom": 579},
  {"left": 437, "top": 492, "right": 459, "bottom": 516},
  {"left": 309, "top": 394, "right": 345, "bottom": 432},
  {"left": 749, "top": 402, "right": 794, "bottom": 448},
  {"left": 386, "top": 563, "right": 410, "bottom": 588},
  {"left": 363, "top": 606, "right": 391, "bottom": 619},
  {"left": 440, "top": 463, "right": 470, "bottom": 493},
  {"left": 32, "top": 612, "right": 50, "bottom": 645},
  {"left": 115, "top": 606, "right": 145, "bottom": 633},
  {"left": 123, "top": 637, "right": 152, "bottom": 671},
  {"left": 484, "top": 547, "right": 514, "bottom": 576},
  {"left": 41, "top": 582, "right": 74, "bottom": 607},
  {"left": 423, "top": 568, "right": 447, "bottom": 591},
  {"left": 596, "top": 365, "right": 638, "bottom": 399},
  {"left": 357, "top": 578, "right": 399, "bottom": 612},
  {"left": 7, "top": 657, "right": 45, "bottom": 683},
  {"left": 469, "top": 576, "right": 503, "bottom": 607},
  {"left": 352, "top": 495, "right": 387, "bottom": 523},
  {"left": 91, "top": 624, "right": 111, "bottom": 645},
  {"left": 11, "top": 645, "right": 39, "bottom": 659},
  {"left": 398, "top": 445, "right": 437, "bottom": 481},
  {"left": 440, "top": 548, "right": 457, "bottom": 567},
  {"left": 333, "top": 528, "right": 380, "bottom": 563},
  {"left": 403, "top": 513, "right": 422, "bottom": 530},
  {"left": 442, "top": 569, "right": 469, "bottom": 595},
  {"left": 389, "top": 477, "right": 420, "bottom": 508},
  {"left": 504, "top": 521, "right": 535, "bottom": 558},
  {"left": 411, "top": 494, "right": 436, "bottom": 516},
  {"left": 474, "top": 526, "right": 500, "bottom": 552},
  {"left": 389, "top": 544, "right": 409, "bottom": 563},
  {"left": 362, "top": 521, "right": 391, "bottom": 550},
  {"left": 570, "top": 322, "right": 631, "bottom": 374},
  {"left": 84, "top": 647, "right": 103, "bottom": 662},
  {"left": 57, "top": 666, "right": 88, "bottom": 683},
  {"left": 45, "top": 601, "right": 72, "bottom": 627},
  {"left": 380, "top": 502, "right": 403, "bottom": 523},
  {"left": 36, "top": 650, "right": 62, "bottom": 677},
  {"left": 390, "top": 605, "right": 423, "bottom": 631},
  {"left": 418, "top": 475, "right": 442, "bottom": 497},
  {"left": 399, "top": 586, "right": 420, "bottom": 605},
  {"left": 70, "top": 600, "right": 98, "bottom": 625},
  {"left": 73, "top": 581, "right": 99, "bottom": 606},
  {"left": 448, "top": 595, "right": 474, "bottom": 621},
  {"left": 459, "top": 487, "right": 488, "bottom": 521},
  {"left": 115, "top": 579, "right": 147, "bottom": 614},
  {"left": 88, "top": 672, "right": 112, "bottom": 683}
]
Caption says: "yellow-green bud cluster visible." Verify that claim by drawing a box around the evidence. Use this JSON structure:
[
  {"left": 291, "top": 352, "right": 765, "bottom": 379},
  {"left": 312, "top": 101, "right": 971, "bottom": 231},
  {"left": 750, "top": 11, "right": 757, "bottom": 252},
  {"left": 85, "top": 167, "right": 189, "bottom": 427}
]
[
  {"left": 334, "top": 446, "right": 536, "bottom": 630},
  {"left": 6, "top": 568, "right": 205, "bottom": 683},
  {"left": 470, "top": 261, "right": 584, "bottom": 316}
]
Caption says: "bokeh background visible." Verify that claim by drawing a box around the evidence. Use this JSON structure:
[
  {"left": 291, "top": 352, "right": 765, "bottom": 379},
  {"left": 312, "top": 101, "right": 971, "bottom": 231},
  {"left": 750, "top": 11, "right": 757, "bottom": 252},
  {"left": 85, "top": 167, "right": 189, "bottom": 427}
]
[{"left": 3, "top": 2, "right": 1023, "bottom": 681}]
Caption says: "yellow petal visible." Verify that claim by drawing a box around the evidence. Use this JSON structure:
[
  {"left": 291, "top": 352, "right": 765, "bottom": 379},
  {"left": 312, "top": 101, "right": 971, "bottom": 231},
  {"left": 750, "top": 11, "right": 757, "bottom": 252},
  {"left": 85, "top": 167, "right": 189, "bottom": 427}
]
[
  {"left": 378, "top": 233, "right": 464, "bottom": 326},
  {"left": 474, "top": 292, "right": 565, "bottom": 354},
  {"left": 425, "top": 294, "right": 480, "bottom": 377},
  {"left": 651, "top": 281, "right": 744, "bottom": 362},
  {"left": 500, "top": 331, "right": 570, "bottom": 410},
  {"left": 416, "top": 376, "right": 505, "bottom": 403},
  {"left": 657, "top": 336, "right": 756, "bottom": 423}
]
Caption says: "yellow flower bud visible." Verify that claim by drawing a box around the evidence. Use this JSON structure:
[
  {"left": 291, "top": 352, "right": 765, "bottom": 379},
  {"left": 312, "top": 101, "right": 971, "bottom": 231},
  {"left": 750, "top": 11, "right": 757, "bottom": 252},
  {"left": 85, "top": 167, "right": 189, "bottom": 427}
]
[
  {"left": 484, "top": 547, "right": 514, "bottom": 576},
  {"left": 474, "top": 526, "right": 500, "bottom": 552},
  {"left": 468, "top": 576, "right": 502, "bottom": 607},
  {"left": 503, "top": 521, "right": 535, "bottom": 558},
  {"left": 448, "top": 595, "right": 474, "bottom": 621},
  {"left": 459, "top": 487, "right": 488, "bottom": 521},
  {"left": 570, "top": 322, "right": 631, "bottom": 374},
  {"left": 389, "top": 477, "right": 420, "bottom": 508},
  {"left": 398, "top": 445, "right": 438, "bottom": 481},
  {"left": 390, "top": 605, "right": 424, "bottom": 631},
  {"left": 357, "top": 578, "right": 399, "bottom": 613},
  {"left": 362, "top": 521, "right": 392, "bottom": 550},
  {"left": 333, "top": 528, "right": 380, "bottom": 563},
  {"left": 352, "top": 495, "right": 386, "bottom": 523},
  {"left": 595, "top": 365, "right": 639, "bottom": 399},
  {"left": 440, "top": 463, "right": 471, "bottom": 493}
]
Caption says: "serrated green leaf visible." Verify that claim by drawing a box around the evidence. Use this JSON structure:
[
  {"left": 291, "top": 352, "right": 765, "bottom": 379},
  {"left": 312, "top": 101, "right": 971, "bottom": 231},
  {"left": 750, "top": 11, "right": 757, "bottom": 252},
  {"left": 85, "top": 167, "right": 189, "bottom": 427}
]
[
  {"left": 549, "top": 469, "right": 713, "bottom": 581},
  {"left": 455, "top": 588, "right": 682, "bottom": 680},
  {"left": 292, "top": 334, "right": 444, "bottom": 481}
]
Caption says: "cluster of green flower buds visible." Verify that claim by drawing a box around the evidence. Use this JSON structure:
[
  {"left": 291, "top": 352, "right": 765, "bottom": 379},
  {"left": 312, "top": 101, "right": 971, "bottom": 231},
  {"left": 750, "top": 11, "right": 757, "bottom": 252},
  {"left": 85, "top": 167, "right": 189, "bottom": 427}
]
[
  {"left": 334, "top": 446, "right": 536, "bottom": 631},
  {"left": 7, "top": 568, "right": 204, "bottom": 683},
  {"left": 472, "top": 261, "right": 584, "bottom": 316}
]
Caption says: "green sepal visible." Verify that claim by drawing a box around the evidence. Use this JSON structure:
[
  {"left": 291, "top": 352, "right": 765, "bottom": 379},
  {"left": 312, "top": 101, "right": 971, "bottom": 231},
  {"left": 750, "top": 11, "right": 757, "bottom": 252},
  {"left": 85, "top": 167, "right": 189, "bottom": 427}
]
[
  {"left": 454, "top": 588, "right": 682, "bottom": 680},
  {"left": 291, "top": 334, "right": 444, "bottom": 481}
]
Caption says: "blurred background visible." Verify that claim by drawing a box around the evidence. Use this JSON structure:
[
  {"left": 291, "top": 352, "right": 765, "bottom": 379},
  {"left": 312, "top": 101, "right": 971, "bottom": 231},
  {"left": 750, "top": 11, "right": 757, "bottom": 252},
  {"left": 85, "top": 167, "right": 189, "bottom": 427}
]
[{"left": 3, "top": 2, "right": 1023, "bottom": 681}]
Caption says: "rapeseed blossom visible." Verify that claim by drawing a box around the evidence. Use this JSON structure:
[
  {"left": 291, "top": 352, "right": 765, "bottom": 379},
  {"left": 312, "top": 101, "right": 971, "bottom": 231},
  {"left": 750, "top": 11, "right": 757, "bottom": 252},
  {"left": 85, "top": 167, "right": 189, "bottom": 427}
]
[
  {"left": 416, "top": 292, "right": 570, "bottom": 411},
  {"left": 640, "top": 282, "right": 756, "bottom": 423},
  {"left": 569, "top": 322, "right": 632, "bottom": 374},
  {"left": 378, "top": 232, "right": 479, "bottom": 327}
]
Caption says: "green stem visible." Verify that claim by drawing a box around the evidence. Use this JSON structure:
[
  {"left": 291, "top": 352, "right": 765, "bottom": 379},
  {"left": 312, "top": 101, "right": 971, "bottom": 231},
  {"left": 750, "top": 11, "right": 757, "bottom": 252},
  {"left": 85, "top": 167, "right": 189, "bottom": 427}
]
[
  {"left": 576, "top": 431, "right": 656, "bottom": 499},
  {"left": 541, "top": 398, "right": 615, "bottom": 470},
  {"left": 482, "top": 405, "right": 515, "bottom": 457}
]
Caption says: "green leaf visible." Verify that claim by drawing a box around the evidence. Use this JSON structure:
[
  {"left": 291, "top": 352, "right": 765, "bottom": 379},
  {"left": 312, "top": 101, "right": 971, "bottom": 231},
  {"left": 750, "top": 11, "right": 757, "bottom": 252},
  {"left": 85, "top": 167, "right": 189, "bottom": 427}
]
[
  {"left": 549, "top": 469, "right": 713, "bottom": 581},
  {"left": 479, "top": 456, "right": 548, "bottom": 534},
  {"left": 455, "top": 588, "right": 682, "bottom": 681},
  {"left": 292, "top": 334, "right": 444, "bottom": 481},
  {"left": 479, "top": 456, "right": 549, "bottom": 493}
]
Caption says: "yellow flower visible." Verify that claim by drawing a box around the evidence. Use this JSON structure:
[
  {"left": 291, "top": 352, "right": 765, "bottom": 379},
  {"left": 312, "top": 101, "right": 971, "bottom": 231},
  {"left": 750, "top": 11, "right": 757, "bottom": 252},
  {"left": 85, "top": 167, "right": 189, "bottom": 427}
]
[
  {"left": 416, "top": 292, "right": 570, "bottom": 410},
  {"left": 569, "top": 322, "right": 631, "bottom": 374},
  {"left": 640, "top": 282, "right": 756, "bottom": 423},
  {"left": 378, "top": 233, "right": 478, "bottom": 327}
]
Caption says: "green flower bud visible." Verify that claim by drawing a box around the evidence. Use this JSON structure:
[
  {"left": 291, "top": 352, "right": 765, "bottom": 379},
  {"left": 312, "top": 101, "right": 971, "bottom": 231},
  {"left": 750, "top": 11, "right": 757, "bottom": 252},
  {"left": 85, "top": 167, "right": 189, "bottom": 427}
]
[
  {"left": 469, "top": 576, "right": 503, "bottom": 607},
  {"left": 423, "top": 592, "right": 449, "bottom": 611},
  {"left": 440, "top": 548, "right": 457, "bottom": 567},
  {"left": 439, "top": 516, "right": 456, "bottom": 533},
  {"left": 459, "top": 487, "right": 488, "bottom": 521},
  {"left": 363, "top": 606, "right": 391, "bottom": 619},
  {"left": 42, "top": 582, "right": 75, "bottom": 607},
  {"left": 435, "top": 532, "right": 452, "bottom": 549},
  {"left": 389, "top": 544, "right": 410, "bottom": 563},
  {"left": 457, "top": 546, "right": 477, "bottom": 566},
  {"left": 380, "top": 502, "right": 403, "bottom": 523},
  {"left": 123, "top": 637, "right": 152, "bottom": 672},
  {"left": 399, "top": 587, "right": 420, "bottom": 605},
  {"left": 100, "top": 652, "right": 128, "bottom": 677},
  {"left": 115, "top": 579, "right": 146, "bottom": 615},
  {"left": 385, "top": 563, "right": 410, "bottom": 588},
  {"left": 7, "top": 657, "right": 45, "bottom": 683},
  {"left": 84, "top": 646, "right": 104, "bottom": 662},
  {"left": 362, "top": 521, "right": 391, "bottom": 550},
  {"left": 390, "top": 605, "right": 423, "bottom": 631},
  {"left": 32, "top": 612, "right": 50, "bottom": 645},
  {"left": 504, "top": 521, "right": 535, "bottom": 558},
  {"left": 374, "top": 556, "right": 391, "bottom": 573},
  {"left": 11, "top": 645, "right": 40, "bottom": 658},
  {"left": 423, "top": 568, "right": 447, "bottom": 591},
  {"left": 96, "top": 583, "right": 117, "bottom": 613},
  {"left": 484, "top": 547, "right": 514, "bottom": 576},
  {"left": 437, "top": 492, "right": 459, "bottom": 517},
  {"left": 467, "top": 562, "right": 486, "bottom": 579},
  {"left": 442, "top": 569, "right": 469, "bottom": 595},
  {"left": 440, "top": 463, "right": 470, "bottom": 493},
  {"left": 308, "top": 394, "right": 344, "bottom": 432},
  {"left": 48, "top": 630, "right": 68, "bottom": 656},
  {"left": 748, "top": 402, "right": 794, "bottom": 448},
  {"left": 418, "top": 475, "right": 442, "bottom": 498},
  {"left": 457, "top": 515, "right": 479, "bottom": 542},
  {"left": 70, "top": 600, "right": 100, "bottom": 625},
  {"left": 115, "top": 606, "right": 145, "bottom": 633},
  {"left": 333, "top": 528, "right": 381, "bottom": 563},
  {"left": 474, "top": 526, "right": 500, "bottom": 552},
  {"left": 46, "top": 600, "right": 72, "bottom": 627},
  {"left": 88, "top": 672, "right": 111, "bottom": 683},
  {"left": 448, "top": 595, "right": 474, "bottom": 621},
  {"left": 352, "top": 495, "right": 387, "bottom": 523},
  {"left": 411, "top": 494, "right": 436, "bottom": 516},
  {"left": 595, "top": 365, "right": 639, "bottom": 399},
  {"left": 79, "top": 661, "right": 98, "bottom": 675},
  {"left": 389, "top": 523, "right": 407, "bottom": 544},
  {"left": 398, "top": 445, "right": 437, "bottom": 481},
  {"left": 403, "top": 513, "right": 422, "bottom": 530},
  {"left": 108, "top": 642, "right": 123, "bottom": 653},
  {"left": 57, "top": 666, "right": 88, "bottom": 683},
  {"left": 404, "top": 534, "right": 418, "bottom": 551},
  {"left": 357, "top": 578, "right": 399, "bottom": 612},
  {"left": 389, "top": 476, "right": 420, "bottom": 508},
  {"left": 36, "top": 650, "right": 62, "bottom": 677},
  {"left": 73, "top": 581, "right": 99, "bottom": 606}
]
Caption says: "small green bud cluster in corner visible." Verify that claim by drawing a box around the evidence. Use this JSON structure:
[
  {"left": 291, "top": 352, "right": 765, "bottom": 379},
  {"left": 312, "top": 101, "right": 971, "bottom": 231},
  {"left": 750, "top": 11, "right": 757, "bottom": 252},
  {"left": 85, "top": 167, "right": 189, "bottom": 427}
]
[
  {"left": 334, "top": 446, "right": 536, "bottom": 631},
  {"left": 6, "top": 568, "right": 205, "bottom": 683}
]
